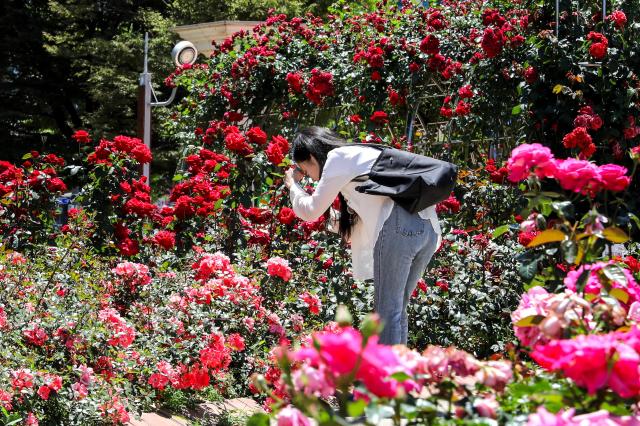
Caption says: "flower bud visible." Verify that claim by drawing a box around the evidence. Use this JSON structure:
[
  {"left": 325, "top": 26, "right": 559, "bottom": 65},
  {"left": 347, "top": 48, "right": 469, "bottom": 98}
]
[
  {"left": 360, "top": 313, "right": 383, "bottom": 340},
  {"left": 335, "top": 304, "right": 353, "bottom": 327}
]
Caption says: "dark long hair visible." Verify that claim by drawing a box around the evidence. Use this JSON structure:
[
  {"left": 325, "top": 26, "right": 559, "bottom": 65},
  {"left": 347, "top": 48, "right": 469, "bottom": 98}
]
[{"left": 291, "top": 126, "right": 358, "bottom": 239}]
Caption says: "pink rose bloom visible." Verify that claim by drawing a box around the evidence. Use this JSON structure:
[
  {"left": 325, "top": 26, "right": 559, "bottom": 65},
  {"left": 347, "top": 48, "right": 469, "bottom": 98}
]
[
  {"left": 112, "top": 261, "right": 151, "bottom": 286},
  {"left": 599, "top": 164, "right": 630, "bottom": 192},
  {"left": 564, "top": 261, "right": 640, "bottom": 304},
  {"left": 526, "top": 407, "right": 578, "bottom": 426},
  {"left": 628, "top": 302, "right": 640, "bottom": 322},
  {"left": 511, "top": 286, "right": 552, "bottom": 347},
  {"left": 277, "top": 406, "right": 311, "bottom": 426},
  {"left": 266, "top": 256, "right": 293, "bottom": 282},
  {"left": 192, "top": 252, "right": 233, "bottom": 281},
  {"left": 531, "top": 328, "right": 640, "bottom": 398},
  {"left": 25, "top": 413, "right": 39, "bottom": 426},
  {"left": 527, "top": 406, "right": 640, "bottom": 426},
  {"left": 293, "top": 326, "right": 407, "bottom": 398},
  {"left": 72, "top": 382, "right": 88, "bottom": 400},
  {"left": 292, "top": 364, "right": 334, "bottom": 398},
  {"left": 554, "top": 158, "right": 602, "bottom": 196},
  {"left": 507, "top": 143, "right": 557, "bottom": 182},
  {"left": 473, "top": 395, "right": 499, "bottom": 419},
  {"left": 475, "top": 360, "right": 513, "bottom": 391}
]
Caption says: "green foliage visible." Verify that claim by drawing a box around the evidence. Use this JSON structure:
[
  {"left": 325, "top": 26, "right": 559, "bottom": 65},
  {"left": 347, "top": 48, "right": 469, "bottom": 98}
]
[{"left": 0, "top": 0, "right": 336, "bottom": 164}]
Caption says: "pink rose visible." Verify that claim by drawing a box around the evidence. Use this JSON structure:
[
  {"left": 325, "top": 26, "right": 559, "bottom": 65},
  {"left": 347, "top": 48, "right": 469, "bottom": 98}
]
[
  {"left": 553, "top": 158, "right": 602, "bottom": 196},
  {"left": 599, "top": 164, "right": 630, "bottom": 192},
  {"left": 511, "top": 286, "right": 552, "bottom": 347},
  {"left": 473, "top": 395, "right": 498, "bottom": 419},
  {"left": 277, "top": 406, "right": 311, "bottom": 426},
  {"left": 266, "top": 256, "right": 292, "bottom": 282},
  {"left": 293, "top": 326, "right": 408, "bottom": 398},
  {"left": 507, "top": 143, "right": 556, "bottom": 182},
  {"left": 564, "top": 261, "right": 640, "bottom": 304},
  {"left": 531, "top": 328, "right": 640, "bottom": 398}
]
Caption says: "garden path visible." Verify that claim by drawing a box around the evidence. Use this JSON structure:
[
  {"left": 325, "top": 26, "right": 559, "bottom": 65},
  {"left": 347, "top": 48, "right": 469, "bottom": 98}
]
[{"left": 127, "top": 398, "right": 262, "bottom": 425}]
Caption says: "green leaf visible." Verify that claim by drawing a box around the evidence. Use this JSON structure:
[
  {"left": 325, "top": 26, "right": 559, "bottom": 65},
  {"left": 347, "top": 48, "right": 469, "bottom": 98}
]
[
  {"left": 347, "top": 399, "right": 366, "bottom": 417},
  {"left": 600, "top": 401, "right": 632, "bottom": 416},
  {"left": 389, "top": 371, "right": 411, "bottom": 382},
  {"left": 602, "top": 226, "right": 629, "bottom": 243},
  {"left": 514, "top": 315, "right": 545, "bottom": 327},
  {"left": 246, "top": 413, "right": 270, "bottom": 426},
  {"left": 511, "top": 104, "right": 522, "bottom": 115},
  {"left": 610, "top": 288, "right": 630, "bottom": 304},
  {"left": 517, "top": 251, "right": 543, "bottom": 281},
  {"left": 527, "top": 229, "right": 566, "bottom": 247},
  {"left": 492, "top": 224, "right": 510, "bottom": 239}
]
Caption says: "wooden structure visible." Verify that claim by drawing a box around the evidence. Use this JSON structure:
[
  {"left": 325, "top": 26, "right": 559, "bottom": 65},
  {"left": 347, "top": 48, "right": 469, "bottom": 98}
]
[{"left": 172, "top": 21, "right": 264, "bottom": 57}]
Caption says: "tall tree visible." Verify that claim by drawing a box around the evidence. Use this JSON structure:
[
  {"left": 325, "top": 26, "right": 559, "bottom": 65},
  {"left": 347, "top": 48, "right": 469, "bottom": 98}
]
[{"left": 0, "top": 0, "right": 337, "bottom": 162}]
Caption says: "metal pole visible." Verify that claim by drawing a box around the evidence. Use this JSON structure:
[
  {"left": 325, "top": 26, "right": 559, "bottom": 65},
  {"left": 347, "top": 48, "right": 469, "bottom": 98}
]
[
  {"left": 139, "top": 32, "right": 152, "bottom": 184},
  {"left": 556, "top": 0, "right": 560, "bottom": 38},
  {"left": 602, "top": 0, "right": 606, "bottom": 21}
]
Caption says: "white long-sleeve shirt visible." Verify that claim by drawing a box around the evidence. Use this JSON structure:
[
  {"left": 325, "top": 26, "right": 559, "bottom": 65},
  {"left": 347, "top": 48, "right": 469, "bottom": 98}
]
[{"left": 289, "top": 145, "right": 441, "bottom": 281}]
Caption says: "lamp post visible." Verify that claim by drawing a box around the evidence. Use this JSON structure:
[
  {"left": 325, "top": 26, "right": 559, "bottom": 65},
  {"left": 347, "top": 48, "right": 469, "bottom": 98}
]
[{"left": 138, "top": 33, "right": 198, "bottom": 184}]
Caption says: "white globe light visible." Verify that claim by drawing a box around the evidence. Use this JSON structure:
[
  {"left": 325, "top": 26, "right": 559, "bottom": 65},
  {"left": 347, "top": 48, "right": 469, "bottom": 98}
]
[{"left": 171, "top": 41, "right": 198, "bottom": 67}]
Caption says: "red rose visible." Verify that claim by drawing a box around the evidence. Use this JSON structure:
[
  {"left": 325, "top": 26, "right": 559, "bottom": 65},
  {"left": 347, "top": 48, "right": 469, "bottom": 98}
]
[
  {"left": 174, "top": 195, "right": 196, "bottom": 219},
  {"left": 246, "top": 127, "right": 267, "bottom": 145},
  {"left": 608, "top": 10, "right": 627, "bottom": 29},
  {"left": 72, "top": 130, "right": 91, "bottom": 144},
  {"left": 623, "top": 255, "right": 640, "bottom": 273},
  {"left": 223, "top": 111, "right": 244, "bottom": 122},
  {"left": 238, "top": 205, "right": 273, "bottom": 224},
  {"left": 117, "top": 238, "right": 140, "bottom": 257},
  {"left": 435, "top": 280, "right": 449, "bottom": 292},
  {"left": 458, "top": 85, "right": 473, "bottom": 99},
  {"left": 277, "top": 207, "right": 296, "bottom": 225},
  {"left": 349, "top": 114, "right": 362, "bottom": 124},
  {"left": 510, "top": 34, "right": 525, "bottom": 48},
  {"left": 154, "top": 230, "right": 176, "bottom": 250},
  {"left": 266, "top": 135, "right": 289, "bottom": 166},
  {"left": 440, "top": 106, "right": 453, "bottom": 118},
  {"left": 524, "top": 66, "right": 538, "bottom": 84},
  {"left": 286, "top": 72, "right": 304, "bottom": 93},
  {"left": 224, "top": 132, "right": 254, "bottom": 156},
  {"left": 481, "top": 27, "right": 505, "bottom": 58},
  {"left": 46, "top": 177, "right": 67, "bottom": 193},
  {"left": 590, "top": 115, "right": 603, "bottom": 130},
  {"left": 589, "top": 42, "right": 607, "bottom": 60},
  {"left": 454, "top": 100, "right": 471, "bottom": 116},
  {"left": 518, "top": 231, "right": 538, "bottom": 247},
  {"left": 562, "top": 127, "right": 592, "bottom": 151},
  {"left": 388, "top": 89, "right": 404, "bottom": 106},
  {"left": 131, "top": 144, "right": 152, "bottom": 164},
  {"left": 369, "top": 111, "right": 389, "bottom": 125},
  {"left": 305, "top": 69, "right": 334, "bottom": 105},
  {"left": 419, "top": 34, "right": 440, "bottom": 55}
]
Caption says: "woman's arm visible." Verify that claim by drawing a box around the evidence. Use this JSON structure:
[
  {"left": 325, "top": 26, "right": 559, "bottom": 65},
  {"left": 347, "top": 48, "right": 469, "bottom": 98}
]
[{"left": 287, "top": 153, "right": 355, "bottom": 222}]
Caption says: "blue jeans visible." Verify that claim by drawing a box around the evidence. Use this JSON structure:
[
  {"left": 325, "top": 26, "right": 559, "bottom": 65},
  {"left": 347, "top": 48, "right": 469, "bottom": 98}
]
[{"left": 373, "top": 203, "right": 439, "bottom": 345}]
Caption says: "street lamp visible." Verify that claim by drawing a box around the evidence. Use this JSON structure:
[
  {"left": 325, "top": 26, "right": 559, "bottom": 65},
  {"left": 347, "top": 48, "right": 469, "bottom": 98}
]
[{"left": 138, "top": 33, "right": 198, "bottom": 184}]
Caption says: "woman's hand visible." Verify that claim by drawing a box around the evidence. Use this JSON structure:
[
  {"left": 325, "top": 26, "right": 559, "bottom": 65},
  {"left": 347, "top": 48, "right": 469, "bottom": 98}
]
[{"left": 284, "top": 167, "right": 304, "bottom": 189}]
